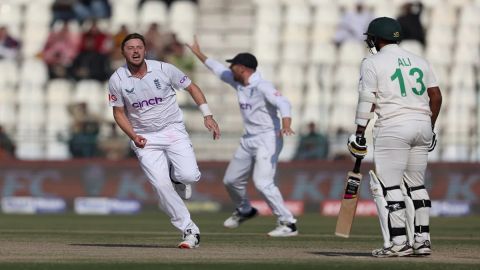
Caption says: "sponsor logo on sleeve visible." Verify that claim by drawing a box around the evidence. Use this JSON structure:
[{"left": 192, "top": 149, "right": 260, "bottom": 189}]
[
  {"left": 179, "top": 75, "right": 188, "bottom": 84},
  {"left": 108, "top": 94, "right": 117, "bottom": 102}
]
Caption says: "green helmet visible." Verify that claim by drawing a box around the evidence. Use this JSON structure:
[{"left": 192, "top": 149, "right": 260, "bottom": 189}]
[{"left": 364, "top": 17, "right": 402, "bottom": 42}]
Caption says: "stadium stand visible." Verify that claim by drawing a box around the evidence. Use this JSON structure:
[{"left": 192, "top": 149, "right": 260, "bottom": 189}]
[{"left": 0, "top": 0, "right": 478, "bottom": 162}]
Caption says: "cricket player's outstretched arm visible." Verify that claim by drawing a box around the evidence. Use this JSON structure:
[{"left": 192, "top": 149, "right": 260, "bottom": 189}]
[
  {"left": 112, "top": 106, "right": 147, "bottom": 148},
  {"left": 186, "top": 36, "right": 237, "bottom": 87},
  {"left": 258, "top": 82, "right": 295, "bottom": 136},
  {"left": 185, "top": 83, "right": 221, "bottom": 140}
]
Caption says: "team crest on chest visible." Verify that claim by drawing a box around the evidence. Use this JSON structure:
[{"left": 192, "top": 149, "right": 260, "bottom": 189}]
[{"left": 154, "top": 79, "right": 162, "bottom": 90}]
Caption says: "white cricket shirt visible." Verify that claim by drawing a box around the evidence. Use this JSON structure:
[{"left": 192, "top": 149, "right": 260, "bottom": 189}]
[
  {"left": 359, "top": 44, "right": 438, "bottom": 126},
  {"left": 205, "top": 58, "right": 292, "bottom": 136},
  {"left": 108, "top": 60, "right": 191, "bottom": 133}
]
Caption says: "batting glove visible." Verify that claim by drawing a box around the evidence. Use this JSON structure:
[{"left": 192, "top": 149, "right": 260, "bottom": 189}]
[
  {"left": 428, "top": 131, "right": 437, "bottom": 152},
  {"left": 347, "top": 134, "right": 367, "bottom": 158}
]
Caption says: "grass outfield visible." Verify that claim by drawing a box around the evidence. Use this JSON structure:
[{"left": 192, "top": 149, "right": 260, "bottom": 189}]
[{"left": 0, "top": 212, "right": 479, "bottom": 269}]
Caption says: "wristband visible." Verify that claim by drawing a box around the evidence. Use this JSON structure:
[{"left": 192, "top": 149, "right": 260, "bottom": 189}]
[{"left": 199, "top": 103, "right": 213, "bottom": 117}]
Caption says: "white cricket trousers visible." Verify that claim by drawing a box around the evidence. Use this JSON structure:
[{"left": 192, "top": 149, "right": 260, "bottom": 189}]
[
  {"left": 373, "top": 119, "right": 432, "bottom": 242},
  {"left": 131, "top": 123, "right": 201, "bottom": 235},
  {"left": 373, "top": 119, "right": 432, "bottom": 200},
  {"left": 223, "top": 131, "right": 296, "bottom": 224}
]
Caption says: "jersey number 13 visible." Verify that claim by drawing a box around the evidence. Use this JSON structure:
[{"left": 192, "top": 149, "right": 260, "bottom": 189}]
[{"left": 390, "top": 67, "right": 426, "bottom": 97}]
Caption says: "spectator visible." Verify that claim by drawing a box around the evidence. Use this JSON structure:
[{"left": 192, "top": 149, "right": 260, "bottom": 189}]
[
  {"left": 52, "top": 0, "right": 111, "bottom": 26},
  {"left": 70, "top": 34, "right": 111, "bottom": 81},
  {"left": 110, "top": 24, "right": 129, "bottom": 69},
  {"left": 98, "top": 122, "right": 130, "bottom": 160},
  {"left": 144, "top": 23, "right": 173, "bottom": 61},
  {"left": 79, "top": 20, "right": 112, "bottom": 55},
  {"left": 67, "top": 102, "right": 100, "bottom": 158},
  {"left": 397, "top": 1, "right": 425, "bottom": 47},
  {"left": 333, "top": 1, "right": 373, "bottom": 47},
  {"left": 166, "top": 37, "right": 195, "bottom": 79},
  {"left": 0, "top": 125, "right": 16, "bottom": 159},
  {"left": 72, "top": 0, "right": 111, "bottom": 24},
  {"left": 42, "top": 21, "right": 80, "bottom": 79},
  {"left": 293, "top": 122, "right": 329, "bottom": 160},
  {"left": 0, "top": 26, "right": 20, "bottom": 60},
  {"left": 51, "top": 0, "right": 77, "bottom": 26},
  {"left": 138, "top": 0, "right": 198, "bottom": 9}
]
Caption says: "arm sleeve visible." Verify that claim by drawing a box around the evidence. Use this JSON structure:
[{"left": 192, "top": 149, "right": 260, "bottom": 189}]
[
  {"left": 426, "top": 62, "right": 439, "bottom": 88},
  {"left": 162, "top": 62, "right": 192, "bottom": 90},
  {"left": 108, "top": 75, "right": 124, "bottom": 107},
  {"left": 257, "top": 82, "right": 292, "bottom": 118},
  {"left": 204, "top": 58, "right": 238, "bottom": 87},
  {"left": 359, "top": 58, "right": 377, "bottom": 93}
]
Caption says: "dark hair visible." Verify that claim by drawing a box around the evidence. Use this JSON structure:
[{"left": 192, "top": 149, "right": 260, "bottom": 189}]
[{"left": 121, "top": 33, "right": 146, "bottom": 50}]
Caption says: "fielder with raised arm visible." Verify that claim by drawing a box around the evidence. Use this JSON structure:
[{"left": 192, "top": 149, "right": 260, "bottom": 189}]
[
  {"left": 347, "top": 17, "right": 442, "bottom": 257},
  {"left": 108, "top": 33, "right": 220, "bottom": 249},
  {"left": 187, "top": 37, "right": 299, "bottom": 237}
]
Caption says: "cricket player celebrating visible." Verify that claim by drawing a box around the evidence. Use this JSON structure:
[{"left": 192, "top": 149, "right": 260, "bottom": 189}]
[
  {"left": 348, "top": 17, "right": 442, "bottom": 257},
  {"left": 187, "top": 37, "right": 298, "bottom": 237},
  {"left": 108, "top": 33, "right": 220, "bottom": 249}
]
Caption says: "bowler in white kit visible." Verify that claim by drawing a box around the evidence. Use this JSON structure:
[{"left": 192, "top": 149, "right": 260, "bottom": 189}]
[
  {"left": 108, "top": 33, "right": 220, "bottom": 249},
  {"left": 347, "top": 17, "right": 442, "bottom": 257},
  {"left": 188, "top": 37, "right": 298, "bottom": 237}
]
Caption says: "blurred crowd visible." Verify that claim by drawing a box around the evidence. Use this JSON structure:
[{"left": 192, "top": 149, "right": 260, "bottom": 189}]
[
  {"left": 0, "top": 0, "right": 425, "bottom": 161},
  {"left": 0, "top": 0, "right": 196, "bottom": 160},
  {"left": 334, "top": 0, "right": 425, "bottom": 47}
]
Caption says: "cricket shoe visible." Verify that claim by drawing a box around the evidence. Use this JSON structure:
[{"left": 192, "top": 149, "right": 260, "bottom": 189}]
[
  {"left": 413, "top": 239, "right": 432, "bottom": 256},
  {"left": 178, "top": 230, "right": 200, "bottom": 249},
  {"left": 223, "top": 207, "right": 258, "bottom": 228},
  {"left": 372, "top": 242, "right": 413, "bottom": 258},
  {"left": 170, "top": 164, "right": 191, "bottom": 200},
  {"left": 267, "top": 221, "right": 299, "bottom": 237}
]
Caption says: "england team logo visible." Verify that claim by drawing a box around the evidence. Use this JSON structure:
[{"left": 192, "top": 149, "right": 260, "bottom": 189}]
[{"left": 154, "top": 79, "right": 162, "bottom": 90}]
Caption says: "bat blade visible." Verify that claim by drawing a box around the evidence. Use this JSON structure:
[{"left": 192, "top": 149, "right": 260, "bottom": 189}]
[{"left": 335, "top": 170, "right": 362, "bottom": 238}]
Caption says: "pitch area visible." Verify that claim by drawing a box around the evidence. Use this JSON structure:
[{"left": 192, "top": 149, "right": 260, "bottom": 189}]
[{"left": 0, "top": 212, "right": 478, "bottom": 269}]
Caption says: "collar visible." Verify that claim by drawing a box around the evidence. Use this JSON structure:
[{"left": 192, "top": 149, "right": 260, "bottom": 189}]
[
  {"left": 379, "top": 44, "right": 400, "bottom": 52},
  {"left": 246, "top": 71, "right": 261, "bottom": 85},
  {"left": 125, "top": 60, "right": 152, "bottom": 77}
]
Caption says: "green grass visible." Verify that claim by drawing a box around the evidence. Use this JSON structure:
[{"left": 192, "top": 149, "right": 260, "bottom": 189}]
[{"left": 0, "top": 212, "right": 479, "bottom": 269}]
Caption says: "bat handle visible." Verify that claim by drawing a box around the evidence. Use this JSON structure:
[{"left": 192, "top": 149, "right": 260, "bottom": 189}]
[{"left": 353, "top": 157, "right": 362, "bottom": 174}]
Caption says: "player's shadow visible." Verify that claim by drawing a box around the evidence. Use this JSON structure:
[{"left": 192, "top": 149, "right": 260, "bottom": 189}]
[
  {"left": 309, "top": 251, "right": 371, "bottom": 257},
  {"left": 70, "top": 243, "right": 171, "bottom": 249}
]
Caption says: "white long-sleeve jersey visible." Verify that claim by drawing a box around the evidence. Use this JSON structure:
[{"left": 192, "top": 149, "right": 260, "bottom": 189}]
[
  {"left": 108, "top": 60, "right": 191, "bottom": 133},
  {"left": 205, "top": 58, "right": 292, "bottom": 136}
]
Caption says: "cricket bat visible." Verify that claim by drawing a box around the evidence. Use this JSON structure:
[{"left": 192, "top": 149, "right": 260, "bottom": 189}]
[{"left": 335, "top": 157, "right": 363, "bottom": 238}]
